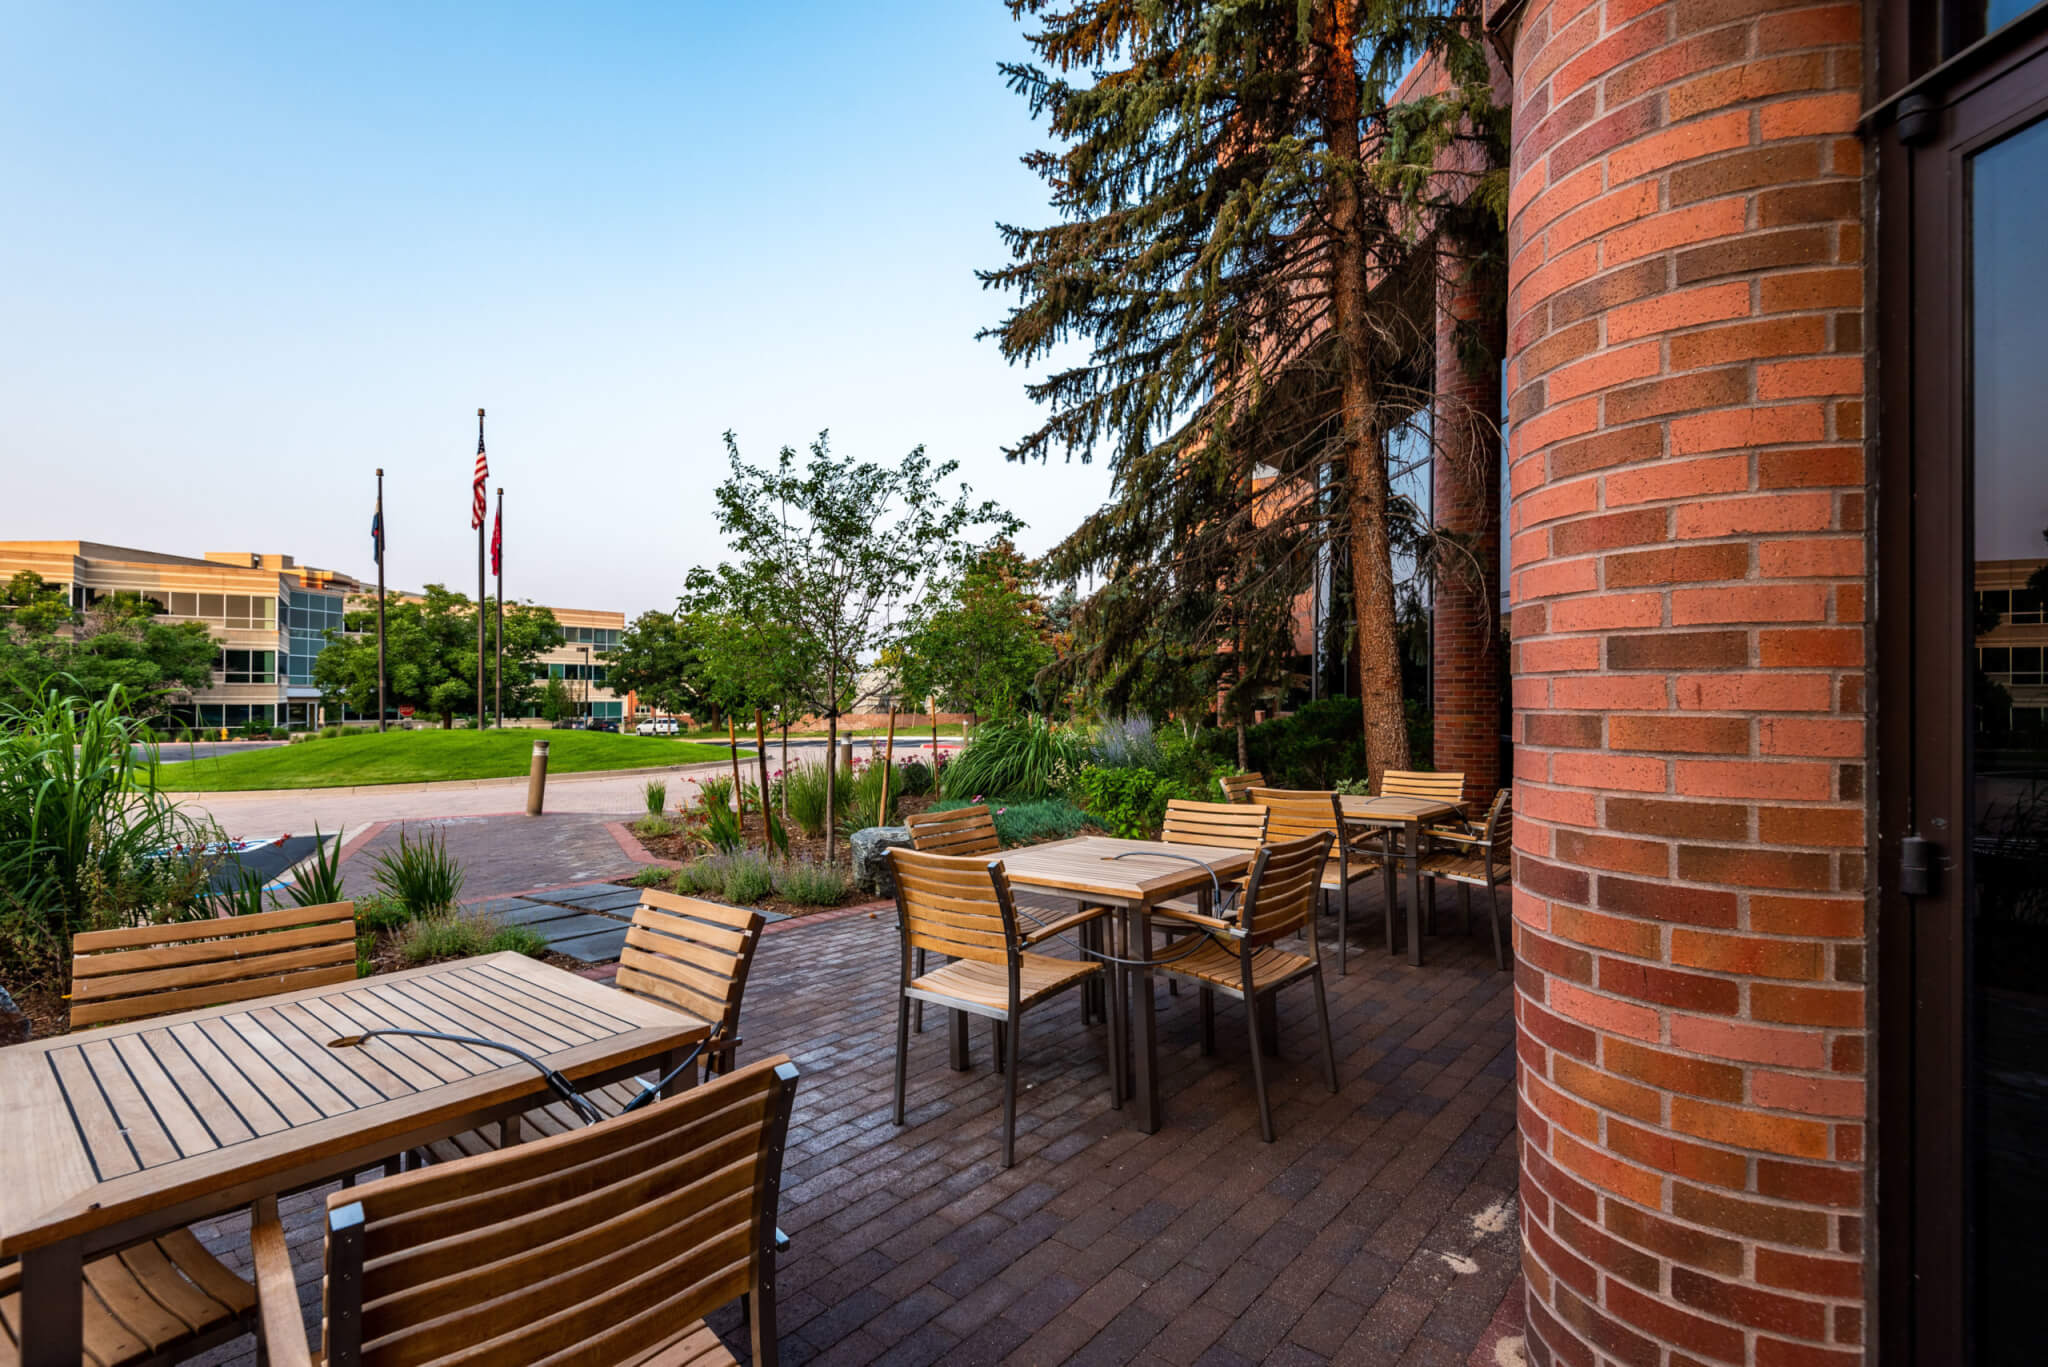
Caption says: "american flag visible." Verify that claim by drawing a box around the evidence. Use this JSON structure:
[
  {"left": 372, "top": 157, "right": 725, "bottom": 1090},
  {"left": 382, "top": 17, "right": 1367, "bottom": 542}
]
[{"left": 471, "top": 417, "right": 489, "bottom": 530}]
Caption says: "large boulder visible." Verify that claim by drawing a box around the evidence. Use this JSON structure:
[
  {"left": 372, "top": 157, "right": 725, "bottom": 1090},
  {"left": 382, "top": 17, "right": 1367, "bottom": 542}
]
[
  {"left": 851, "top": 825, "right": 915, "bottom": 899},
  {"left": 0, "top": 983, "right": 29, "bottom": 1045}
]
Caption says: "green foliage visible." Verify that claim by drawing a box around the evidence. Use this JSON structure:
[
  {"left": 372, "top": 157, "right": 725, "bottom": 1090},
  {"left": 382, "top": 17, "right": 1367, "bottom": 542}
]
[
  {"left": 354, "top": 895, "right": 412, "bottom": 934},
  {"left": 539, "top": 677, "right": 574, "bottom": 723},
  {"left": 153, "top": 729, "right": 735, "bottom": 792},
  {"left": 0, "top": 684, "right": 219, "bottom": 976},
  {"left": 484, "top": 925, "right": 548, "bottom": 957},
  {"left": 626, "top": 865, "right": 674, "bottom": 888},
  {"left": 701, "top": 790, "right": 744, "bottom": 855},
  {"left": 288, "top": 826, "right": 347, "bottom": 907},
  {"left": 895, "top": 756, "right": 936, "bottom": 796},
  {"left": 782, "top": 760, "right": 835, "bottom": 838},
  {"left": 762, "top": 804, "right": 790, "bottom": 857},
  {"left": 984, "top": 0, "right": 1506, "bottom": 772},
  {"left": 1198, "top": 697, "right": 1368, "bottom": 789},
  {"left": 685, "top": 430, "right": 1022, "bottom": 859},
  {"left": 395, "top": 908, "right": 496, "bottom": 965},
  {"left": 369, "top": 825, "right": 466, "bottom": 918},
  {"left": 0, "top": 582, "right": 220, "bottom": 717},
  {"left": 774, "top": 857, "right": 851, "bottom": 906},
  {"left": 1070, "top": 766, "right": 1189, "bottom": 840},
  {"left": 932, "top": 796, "right": 1094, "bottom": 847},
  {"left": 697, "top": 774, "right": 734, "bottom": 810},
  {"left": 890, "top": 542, "right": 1058, "bottom": 719},
  {"left": 673, "top": 857, "right": 728, "bottom": 897},
  {"left": 642, "top": 780, "right": 668, "bottom": 818},
  {"left": 939, "top": 715, "right": 1084, "bottom": 800},
  {"left": 840, "top": 758, "right": 900, "bottom": 835},
  {"left": 631, "top": 814, "right": 677, "bottom": 838},
  {"left": 719, "top": 851, "right": 775, "bottom": 905},
  {"left": 313, "top": 584, "right": 563, "bottom": 727},
  {"left": 603, "top": 610, "right": 716, "bottom": 724},
  {"left": 211, "top": 864, "right": 275, "bottom": 918}
]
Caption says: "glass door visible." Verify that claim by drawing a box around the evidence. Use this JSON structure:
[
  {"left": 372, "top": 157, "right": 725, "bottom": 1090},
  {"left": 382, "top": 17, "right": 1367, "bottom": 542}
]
[{"left": 1963, "top": 109, "right": 2048, "bottom": 1365}]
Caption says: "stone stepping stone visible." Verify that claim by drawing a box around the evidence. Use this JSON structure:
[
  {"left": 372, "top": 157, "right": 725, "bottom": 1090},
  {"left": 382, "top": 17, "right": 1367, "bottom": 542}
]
[
  {"left": 490, "top": 900, "right": 587, "bottom": 929},
  {"left": 474, "top": 896, "right": 551, "bottom": 917},
  {"left": 531, "top": 883, "right": 638, "bottom": 908},
  {"left": 527, "top": 912, "right": 630, "bottom": 944},
  {"left": 549, "top": 926, "right": 629, "bottom": 963}
]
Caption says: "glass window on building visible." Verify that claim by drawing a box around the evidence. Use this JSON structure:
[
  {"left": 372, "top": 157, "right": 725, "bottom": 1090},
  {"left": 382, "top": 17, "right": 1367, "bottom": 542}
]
[
  {"left": 285, "top": 587, "right": 347, "bottom": 685},
  {"left": 219, "top": 649, "right": 277, "bottom": 684}
]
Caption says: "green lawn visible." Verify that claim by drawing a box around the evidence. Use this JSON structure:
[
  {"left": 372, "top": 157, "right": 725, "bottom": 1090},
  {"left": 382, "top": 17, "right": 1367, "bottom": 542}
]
[{"left": 151, "top": 729, "right": 746, "bottom": 792}]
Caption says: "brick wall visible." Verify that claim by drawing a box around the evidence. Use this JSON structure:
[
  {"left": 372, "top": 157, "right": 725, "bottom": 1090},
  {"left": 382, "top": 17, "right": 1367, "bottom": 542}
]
[
  {"left": 1433, "top": 261, "right": 1508, "bottom": 808},
  {"left": 1500, "top": 0, "right": 1871, "bottom": 1360}
]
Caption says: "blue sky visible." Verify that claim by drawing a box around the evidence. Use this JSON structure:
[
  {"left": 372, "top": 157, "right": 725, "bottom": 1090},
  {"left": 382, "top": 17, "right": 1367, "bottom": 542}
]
[{"left": 0, "top": 2, "right": 1114, "bottom": 614}]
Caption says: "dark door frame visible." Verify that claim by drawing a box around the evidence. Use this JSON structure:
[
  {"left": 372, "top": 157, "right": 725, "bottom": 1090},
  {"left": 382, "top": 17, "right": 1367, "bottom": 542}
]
[{"left": 1872, "top": 11, "right": 2048, "bottom": 1362}]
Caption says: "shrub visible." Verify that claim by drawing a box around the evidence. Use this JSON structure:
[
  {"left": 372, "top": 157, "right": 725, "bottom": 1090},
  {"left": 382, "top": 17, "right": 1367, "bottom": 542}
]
[
  {"left": 395, "top": 908, "right": 497, "bottom": 964},
  {"left": 939, "top": 715, "right": 1085, "bottom": 800},
  {"left": 354, "top": 894, "right": 411, "bottom": 934},
  {"left": 288, "top": 825, "right": 347, "bottom": 906},
  {"left": 673, "top": 856, "right": 728, "bottom": 896},
  {"left": 702, "top": 792, "right": 744, "bottom": 854},
  {"left": 626, "top": 865, "right": 673, "bottom": 888},
  {"left": 484, "top": 925, "right": 548, "bottom": 957},
  {"left": 838, "top": 758, "right": 900, "bottom": 836},
  {"left": 1199, "top": 697, "right": 1369, "bottom": 789},
  {"left": 782, "top": 760, "right": 835, "bottom": 837},
  {"left": 931, "top": 796, "right": 1094, "bottom": 846},
  {"left": 774, "top": 858, "right": 851, "bottom": 906},
  {"left": 895, "top": 755, "right": 935, "bottom": 796},
  {"left": 720, "top": 851, "right": 775, "bottom": 905},
  {"left": 697, "top": 774, "right": 734, "bottom": 810},
  {"left": 642, "top": 780, "right": 668, "bottom": 818},
  {"left": 1071, "top": 766, "right": 1188, "bottom": 839},
  {"left": 0, "top": 684, "right": 220, "bottom": 975},
  {"left": 1091, "top": 717, "right": 1164, "bottom": 771},
  {"left": 369, "top": 824, "right": 465, "bottom": 918}
]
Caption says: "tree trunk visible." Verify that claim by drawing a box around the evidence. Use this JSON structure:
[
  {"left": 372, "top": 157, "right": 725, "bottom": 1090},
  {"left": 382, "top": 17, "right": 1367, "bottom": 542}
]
[
  {"left": 1236, "top": 716, "right": 1248, "bottom": 771},
  {"left": 1322, "top": 0, "right": 1411, "bottom": 780},
  {"left": 441, "top": 713, "right": 452, "bottom": 731},
  {"left": 823, "top": 710, "right": 839, "bottom": 863},
  {"left": 755, "top": 709, "right": 771, "bottom": 834},
  {"left": 780, "top": 723, "right": 789, "bottom": 819}
]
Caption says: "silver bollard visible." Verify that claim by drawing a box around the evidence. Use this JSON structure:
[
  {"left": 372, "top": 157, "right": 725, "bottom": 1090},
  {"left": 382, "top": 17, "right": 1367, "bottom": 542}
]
[{"left": 527, "top": 740, "right": 550, "bottom": 816}]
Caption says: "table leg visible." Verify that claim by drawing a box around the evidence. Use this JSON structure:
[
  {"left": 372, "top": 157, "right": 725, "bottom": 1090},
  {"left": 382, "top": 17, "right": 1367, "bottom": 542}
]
[
  {"left": 19, "top": 1237, "right": 83, "bottom": 1367},
  {"left": 1131, "top": 902, "right": 1160, "bottom": 1134},
  {"left": 661, "top": 1045, "right": 700, "bottom": 1098},
  {"left": 1405, "top": 821, "right": 1425, "bottom": 968}
]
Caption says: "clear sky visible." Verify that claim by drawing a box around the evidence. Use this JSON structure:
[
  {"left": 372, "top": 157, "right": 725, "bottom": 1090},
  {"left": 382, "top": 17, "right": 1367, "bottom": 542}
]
[{"left": 0, "top": 2, "right": 1115, "bottom": 616}]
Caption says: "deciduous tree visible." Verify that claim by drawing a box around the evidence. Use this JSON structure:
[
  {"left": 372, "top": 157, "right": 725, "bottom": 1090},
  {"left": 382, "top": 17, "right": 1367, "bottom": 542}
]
[{"left": 315, "top": 586, "right": 561, "bottom": 728}]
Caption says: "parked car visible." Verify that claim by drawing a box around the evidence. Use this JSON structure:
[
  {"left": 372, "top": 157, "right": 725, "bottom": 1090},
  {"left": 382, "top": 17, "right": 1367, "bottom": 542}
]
[
  {"left": 637, "top": 717, "right": 680, "bottom": 736},
  {"left": 588, "top": 718, "right": 619, "bottom": 732}
]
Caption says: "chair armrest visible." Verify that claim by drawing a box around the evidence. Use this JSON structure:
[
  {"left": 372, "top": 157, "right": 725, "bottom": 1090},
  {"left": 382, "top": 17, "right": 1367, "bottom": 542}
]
[
  {"left": 1425, "top": 829, "right": 1486, "bottom": 850},
  {"left": 1020, "top": 904, "right": 1109, "bottom": 944},
  {"left": 1151, "top": 904, "right": 1233, "bottom": 933},
  {"left": 250, "top": 1196, "right": 316, "bottom": 1367}
]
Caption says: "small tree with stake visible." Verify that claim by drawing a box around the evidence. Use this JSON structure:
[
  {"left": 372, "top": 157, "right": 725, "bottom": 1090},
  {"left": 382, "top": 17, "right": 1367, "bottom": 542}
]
[{"left": 697, "top": 431, "right": 1018, "bottom": 861}]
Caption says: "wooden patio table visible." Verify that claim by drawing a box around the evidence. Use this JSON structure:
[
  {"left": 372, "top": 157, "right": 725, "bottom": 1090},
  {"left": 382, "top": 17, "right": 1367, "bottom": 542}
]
[
  {"left": 1338, "top": 794, "right": 1465, "bottom": 968},
  {"left": 998, "top": 835, "right": 1256, "bottom": 1135},
  {"left": 0, "top": 951, "right": 707, "bottom": 1367}
]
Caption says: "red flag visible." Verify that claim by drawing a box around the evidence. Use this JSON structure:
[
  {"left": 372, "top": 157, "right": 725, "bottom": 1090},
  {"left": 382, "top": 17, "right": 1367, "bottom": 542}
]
[
  {"left": 490, "top": 504, "right": 502, "bottom": 576},
  {"left": 471, "top": 424, "right": 489, "bottom": 530}
]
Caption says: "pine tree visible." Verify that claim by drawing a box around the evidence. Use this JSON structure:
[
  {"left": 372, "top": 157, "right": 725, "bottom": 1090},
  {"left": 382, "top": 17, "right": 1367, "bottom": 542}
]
[{"left": 983, "top": 0, "right": 1506, "bottom": 775}]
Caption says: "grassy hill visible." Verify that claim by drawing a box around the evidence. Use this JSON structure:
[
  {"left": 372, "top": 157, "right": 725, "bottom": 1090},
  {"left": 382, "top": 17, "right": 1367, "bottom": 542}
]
[{"left": 151, "top": 728, "right": 745, "bottom": 792}]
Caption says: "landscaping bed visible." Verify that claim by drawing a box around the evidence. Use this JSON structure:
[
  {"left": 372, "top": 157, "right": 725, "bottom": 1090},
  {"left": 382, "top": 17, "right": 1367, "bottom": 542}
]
[{"left": 151, "top": 728, "right": 745, "bottom": 791}]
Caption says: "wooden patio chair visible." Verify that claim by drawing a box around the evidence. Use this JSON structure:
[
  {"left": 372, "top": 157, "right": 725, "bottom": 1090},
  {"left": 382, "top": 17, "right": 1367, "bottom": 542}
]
[
  {"left": 1151, "top": 800, "right": 1270, "bottom": 994},
  {"left": 250, "top": 1056, "right": 802, "bottom": 1367},
  {"left": 1248, "top": 788, "right": 1380, "bottom": 973},
  {"left": 1155, "top": 832, "right": 1340, "bottom": 1142},
  {"left": 1416, "top": 789, "right": 1513, "bottom": 971},
  {"left": 887, "top": 846, "right": 1115, "bottom": 1168},
  {"left": 68, "top": 899, "right": 358, "bottom": 1027},
  {"left": 1, "top": 902, "right": 362, "bottom": 1366},
  {"left": 903, "top": 805, "right": 1109, "bottom": 1030},
  {"left": 425, "top": 892, "right": 765, "bottom": 1160},
  {"left": 1218, "top": 772, "right": 1266, "bottom": 804},
  {"left": 1377, "top": 769, "right": 1468, "bottom": 807}
]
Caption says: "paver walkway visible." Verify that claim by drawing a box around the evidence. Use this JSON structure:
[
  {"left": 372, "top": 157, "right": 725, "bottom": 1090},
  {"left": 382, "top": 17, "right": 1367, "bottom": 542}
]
[
  {"left": 337, "top": 813, "right": 647, "bottom": 900},
  {"left": 187, "top": 894, "right": 1522, "bottom": 1366},
  {"left": 472, "top": 881, "right": 789, "bottom": 962}
]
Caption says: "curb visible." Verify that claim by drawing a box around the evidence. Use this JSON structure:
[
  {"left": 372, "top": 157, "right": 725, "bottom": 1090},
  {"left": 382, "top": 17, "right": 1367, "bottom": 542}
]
[{"left": 171, "top": 756, "right": 751, "bottom": 800}]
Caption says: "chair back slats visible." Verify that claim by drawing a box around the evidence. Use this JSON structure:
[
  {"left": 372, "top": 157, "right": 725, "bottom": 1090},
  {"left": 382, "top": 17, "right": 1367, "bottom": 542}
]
[
  {"left": 1379, "top": 769, "right": 1466, "bottom": 804},
  {"left": 1238, "top": 833, "right": 1331, "bottom": 947},
  {"left": 887, "top": 847, "right": 1016, "bottom": 968},
  {"left": 1247, "top": 788, "right": 1343, "bottom": 840},
  {"left": 904, "top": 804, "right": 1000, "bottom": 856},
  {"left": 1218, "top": 773, "right": 1265, "bottom": 804},
  {"left": 1161, "top": 800, "right": 1269, "bottom": 850},
  {"left": 330, "top": 1056, "right": 798, "bottom": 1367},
  {"left": 69, "top": 901, "right": 358, "bottom": 1028},
  {"left": 617, "top": 892, "right": 765, "bottom": 1042},
  {"left": 1483, "top": 789, "right": 1513, "bottom": 865}
]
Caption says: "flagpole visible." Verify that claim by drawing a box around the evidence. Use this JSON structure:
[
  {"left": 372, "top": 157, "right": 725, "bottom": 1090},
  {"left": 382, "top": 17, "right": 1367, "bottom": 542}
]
[
  {"left": 476, "top": 408, "right": 487, "bottom": 732},
  {"left": 494, "top": 487, "right": 504, "bottom": 729},
  {"left": 375, "top": 468, "right": 387, "bottom": 733}
]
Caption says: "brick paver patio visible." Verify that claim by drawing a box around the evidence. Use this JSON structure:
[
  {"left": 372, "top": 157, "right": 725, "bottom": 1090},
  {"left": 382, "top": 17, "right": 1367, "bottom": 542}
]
[{"left": 189, "top": 896, "right": 1521, "bottom": 1366}]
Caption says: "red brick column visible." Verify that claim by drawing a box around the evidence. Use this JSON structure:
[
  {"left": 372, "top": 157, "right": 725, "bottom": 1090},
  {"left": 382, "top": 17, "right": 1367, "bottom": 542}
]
[
  {"left": 1501, "top": 0, "right": 1870, "bottom": 1362},
  {"left": 1433, "top": 262, "right": 1507, "bottom": 807}
]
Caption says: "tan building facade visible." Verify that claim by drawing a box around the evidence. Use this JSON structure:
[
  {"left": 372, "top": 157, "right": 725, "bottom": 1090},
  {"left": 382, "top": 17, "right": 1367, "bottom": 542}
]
[{"left": 0, "top": 540, "right": 361, "bottom": 729}]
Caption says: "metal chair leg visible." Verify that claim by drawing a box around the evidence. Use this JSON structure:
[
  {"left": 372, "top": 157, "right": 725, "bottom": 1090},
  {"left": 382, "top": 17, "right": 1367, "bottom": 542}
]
[
  {"left": 1488, "top": 880, "right": 1508, "bottom": 971},
  {"left": 892, "top": 995, "right": 910, "bottom": 1125},
  {"left": 1311, "top": 967, "right": 1339, "bottom": 1093},
  {"left": 912, "top": 947, "right": 927, "bottom": 1033},
  {"left": 1199, "top": 986, "right": 1217, "bottom": 1056},
  {"left": 1244, "top": 984, "right": 1275, "bottom": 1143},
  {"left": 1336, "top": 883, "right": 1349, "bottom": 977},
  {"left": 1093, "top": 974, "right": 1121, "bottom": 1108},
  {"left": 1001, "top": 1013, "right": 1020, "bottom": 1168},
  {"left": 992, "top": 1020, "right": 1006, "bottom": 1074},
  {"left": 1257, "top": 992, "right": 1280, "bottom": 1057}
]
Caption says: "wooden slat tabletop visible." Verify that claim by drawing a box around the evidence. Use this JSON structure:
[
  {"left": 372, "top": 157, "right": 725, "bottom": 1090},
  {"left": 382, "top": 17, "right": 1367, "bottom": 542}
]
[
  {"left": 1337, "top": 794, "right": 1464, "bottom": 825},
  {"left": 0, "top": 952, "right": 705, "bottom": 1258},
  {"left": 996, "top": 836, "right": 1257, "bottom": 903}
]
